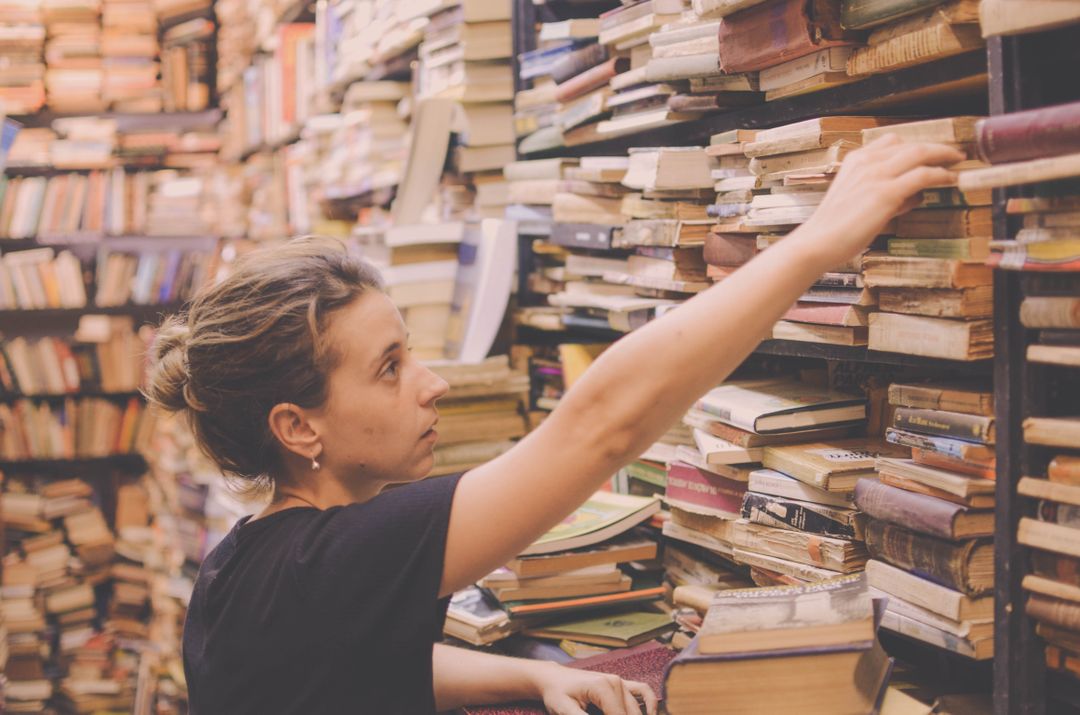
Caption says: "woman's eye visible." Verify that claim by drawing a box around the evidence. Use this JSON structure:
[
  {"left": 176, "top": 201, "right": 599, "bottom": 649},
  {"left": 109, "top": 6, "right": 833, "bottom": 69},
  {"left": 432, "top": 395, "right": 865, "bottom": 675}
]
[{"left": 384, "top": 361, "right": 399, "bottom": 377}]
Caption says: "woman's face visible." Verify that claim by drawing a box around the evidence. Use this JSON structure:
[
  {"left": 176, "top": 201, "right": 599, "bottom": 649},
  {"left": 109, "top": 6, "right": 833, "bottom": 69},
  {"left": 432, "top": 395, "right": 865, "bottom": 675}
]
[{"left": 308, "top": 290, "right": 450, "bottom": 485}]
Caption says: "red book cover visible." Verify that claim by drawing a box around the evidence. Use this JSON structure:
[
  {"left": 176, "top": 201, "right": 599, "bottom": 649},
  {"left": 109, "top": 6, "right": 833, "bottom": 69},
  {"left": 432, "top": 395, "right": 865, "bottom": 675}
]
[
  {"left": 460, "top": 641, "right": 677, "bottom": 715},
  {"left": 665, "top": 461, "right": 748, "bottom": 516},
  {"left": 555, "top": 57, "right": 629, "bottom": 104},
  {"left": 976, "top": 99, "right": 1080, "bottom": 165},
  {"left": 717, "top": 0, "right": 862, "bottom": 74}
]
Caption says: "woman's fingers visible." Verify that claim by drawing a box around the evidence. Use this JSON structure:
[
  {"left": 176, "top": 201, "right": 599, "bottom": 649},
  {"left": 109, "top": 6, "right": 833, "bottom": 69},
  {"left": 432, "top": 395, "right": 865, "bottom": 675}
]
[
  {"left": 893, "top": 165, "right": 960, "bottom": 198},
  {"left": 881, "top": 142, "right": 967, "bottom": 178},
  {"left": 624, "top": 680, "right": 658, "bottom": 715}
]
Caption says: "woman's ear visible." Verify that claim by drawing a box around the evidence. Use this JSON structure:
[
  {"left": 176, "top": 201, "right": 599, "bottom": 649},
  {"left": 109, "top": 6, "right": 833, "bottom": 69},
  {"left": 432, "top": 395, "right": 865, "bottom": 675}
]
[{"left": 267, "top": 403, "right": 321, "bottom": 462}]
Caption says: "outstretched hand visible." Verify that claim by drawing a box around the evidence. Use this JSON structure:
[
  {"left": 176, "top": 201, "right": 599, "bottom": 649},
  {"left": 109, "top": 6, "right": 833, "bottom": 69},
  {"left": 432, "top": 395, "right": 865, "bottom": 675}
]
[
  {"left": 797, "top": 134, "right": 967, "bottom": 267},
  {"left": 533, "top": 662, "right": 658, "bottom": 715}
]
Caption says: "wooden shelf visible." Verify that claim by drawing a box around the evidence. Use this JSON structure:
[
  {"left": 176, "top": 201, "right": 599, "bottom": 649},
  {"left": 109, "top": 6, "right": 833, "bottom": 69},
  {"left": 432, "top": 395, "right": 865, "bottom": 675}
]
[
  {"left": 0, "top": 390, "right": 142, "bottom": 403},
  {"left": 9, "top": 109, "right": 222, "bottom": 131},
  {"left": 519, "top": 51, "right": 988, "bottom": 158},
  {"left": 0, "top": 453, "right": 148, "bottom": 473},
  {"left": 0, "top": 303, "right": 185, "bottom": 330}
]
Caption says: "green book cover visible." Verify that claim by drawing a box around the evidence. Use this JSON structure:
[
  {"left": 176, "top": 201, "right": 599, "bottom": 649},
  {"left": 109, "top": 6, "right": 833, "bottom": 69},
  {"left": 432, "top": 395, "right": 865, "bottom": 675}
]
[
  {"left": 888, "top": 238, "right": 985, "bottom": 260},
  {"left": 522, "top": 491, "right": 660, "bottom": 556},
  {"left": 524, "top": 610, "right": 674, "bottom": 646},
  {"left": 840, "top": 0, "right": 944, "bottom": 29}
]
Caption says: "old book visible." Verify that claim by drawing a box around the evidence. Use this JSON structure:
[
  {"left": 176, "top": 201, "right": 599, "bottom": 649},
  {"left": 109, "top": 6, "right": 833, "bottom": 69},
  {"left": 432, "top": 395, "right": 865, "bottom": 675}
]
[
  {"left": 863, "top": 115, "right": 981, "bottom": 144},
  {"left": 893, "top": 406, "right": 994, "bottom": 445},
  {"left": 864, "top": 518, "right": 993, "bottom": 596},
  {"left": 866, "top": 559, "right": 993, "bottom": 622},
  {"left": 1028, "top": 593, "right": 1080, "bottom": 632},
  {"left": 717, "top": 0, "right": 861, "bottom": 74},
  {"left": 748, "top": 142, "right": 859, "bottom": 178},
  {"left": 978, "top": 0, "right": 1080, "bottom": 38},
  {"left": 644, "top": 53, "right": 723, "bottom": 82},
  {"left": 840, "top": 0, "right": 947, "bottom": 29},
  {"left": 878, "top": 285, "right": 993, "bottom": 319},
  {"left": 868, "top": 313, "right": 993, "bottom": 361},
  {"left": 759, "top": 46, "right": 854, "bottom": 91},
  {"left": 1029, "top": 344, "right": 1080, "bottom": 368},
  {"left": 524, "top": 610, "right": 674, "bottom": 649},
  {"left": 879, "top": 607, "right": 992, "bottom": 659},
  {"left": 876, "top": 457, "right": 995, "bottom": 500},
  {"left": 1020, "top": 296, "right": 1080, "bottom": 329},
  {"left": 749, "top": 468, "right": 855, "bottom": 507},
  {"left": 488, "top": 575, "right": 632, "bottom": 602},
  {"left": 698, "top": 573, "right": 873, "bottom": 655},
  {"left": 764, "top": 71, "right": 856, "bottom": 100},
  {"left": 847, "top": 5, "right": 983, "bottom": 77},
  {"left": 959, "top": 152, "right": 1080, "bottom": 192},
  {"left": 520, "top": 492, "right": 661, "bottom": 556},
  {"left": 975, "top": 99, "right": 1080, "bottom": 164},
  {"left": 742, "top": 491, "right": 863, "bottom": 539},
  {"left": 1020, "top": 517, "right": 1080, "bottom": 560},
  {"left": 862, "top": 254, "right": 992, "bottom": 288},
  {"left": 1019, "top": 477, "right": 1080, "bottom": 510},
  {"left": 665, "top": 633, "right": 890, "bottom": 715},
  {"left": 745, "top": 130, "right": 864, "bottom": 159},
  {"left": 1050, "top": 456, "right": 1080, "bottom": 486},
  {"left": 496, "top": 580, "right": 666, "bottom": 619},
  {"left": 761, "top": 438, "right": 906, "bottom": 492},
  {"left": 1025, "top": 417, "right": 1080, "bottom": 449},
  {"left": 894, "top": 207, "right": 992, "bottom": 238},
  {"left": 551, "top": 193, "right": 624, "bottom": 225},
  {"left": 1025, "top": 574, "right": 1080, "bottom": 606},
  {"left": 505, "top": 536, "right": 658, "bottom": 578},
  {"left": 783, "top": 302, "right": 870, "bottom": 327},
  {"left": 771, "top": 321, "right": 868, "bottom": 346},
  {"left": 622, "top": 146, "right": 715, "bottom": 191},
  {"left": 854, "top": 479, "right": 992, "bottom": 540},
  {"left": 911, "top": 449, "right": 994, "bottom": 480},
  {"left": 693, "top": 417, "right": 857, "bottom": 450},
  {"left": 880, "top": 472, "right": 993, "bottom": 509},
  {"left": 696, "top": 380, "right": 865, "bottom": 435},
  {"left": 732, "top": 521, "right": 867, "bottom": 572},
  {"left": 667, "top": 92, "right": 762, "bottom": 113},
  {"left": 549, "top": 42, "right": 608, "bottom": 84},
  {"left": 665, "top": 460, "right": 749, "bottom": 517},
  {"left": 555, "top": 57, "right": 629, "bottom": 104},
  {"left": 703, "top": 233, "right": 756, "bottom": 266}
]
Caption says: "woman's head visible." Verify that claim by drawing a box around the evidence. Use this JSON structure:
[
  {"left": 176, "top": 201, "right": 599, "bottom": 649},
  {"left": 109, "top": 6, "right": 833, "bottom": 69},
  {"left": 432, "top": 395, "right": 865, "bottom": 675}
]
[{"left": 146, "top": 236, "right": 449, "bottom": 498}]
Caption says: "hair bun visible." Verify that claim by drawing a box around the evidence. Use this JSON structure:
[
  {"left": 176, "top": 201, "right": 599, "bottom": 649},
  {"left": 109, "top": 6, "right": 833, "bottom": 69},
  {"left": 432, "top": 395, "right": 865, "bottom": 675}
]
[{"left": 145, "top": 316, "right": 206, "bottom": 413}]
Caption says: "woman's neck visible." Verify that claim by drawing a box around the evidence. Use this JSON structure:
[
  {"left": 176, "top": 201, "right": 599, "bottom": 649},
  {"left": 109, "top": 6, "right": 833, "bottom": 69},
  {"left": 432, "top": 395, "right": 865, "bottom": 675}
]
[{"left": 255, "top": 469, "right": 385, "bottom": 519}]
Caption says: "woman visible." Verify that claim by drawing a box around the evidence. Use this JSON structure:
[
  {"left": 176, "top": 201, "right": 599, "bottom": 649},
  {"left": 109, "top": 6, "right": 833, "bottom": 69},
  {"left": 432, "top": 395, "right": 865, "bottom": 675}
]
[{"left": 146, "top": 136, "right": 963, "bottom": 714}]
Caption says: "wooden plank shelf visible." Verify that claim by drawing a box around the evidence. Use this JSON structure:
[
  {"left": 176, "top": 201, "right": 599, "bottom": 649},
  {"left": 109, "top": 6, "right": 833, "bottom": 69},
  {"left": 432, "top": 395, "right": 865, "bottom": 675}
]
[
  {"left": 0, "top": 454, "right": 148, "bottom": 473},
  {"left": 0, "top": 303, "right": 185, "bottom": 331},
  {"left": 0, "top": 391, "right": 143, "bottom": 403}
]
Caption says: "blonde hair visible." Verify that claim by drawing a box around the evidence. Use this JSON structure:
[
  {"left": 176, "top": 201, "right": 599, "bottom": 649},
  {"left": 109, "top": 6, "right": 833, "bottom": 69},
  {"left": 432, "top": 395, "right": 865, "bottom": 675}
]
[{"left": 144, "top": 236, "right": 383, "bottom": 495}]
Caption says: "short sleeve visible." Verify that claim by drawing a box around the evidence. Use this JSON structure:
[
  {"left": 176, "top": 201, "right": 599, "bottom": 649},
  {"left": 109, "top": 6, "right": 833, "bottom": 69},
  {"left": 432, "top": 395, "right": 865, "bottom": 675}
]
[{"left": 290, "top": 472, "right": 463, "bottom": 649}]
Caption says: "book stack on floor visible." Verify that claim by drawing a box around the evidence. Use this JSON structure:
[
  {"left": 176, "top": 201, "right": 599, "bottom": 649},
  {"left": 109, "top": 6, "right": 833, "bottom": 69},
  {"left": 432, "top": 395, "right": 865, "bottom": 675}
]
[
  {"left": 845, "top": 0, "right": 983, "bottom": 79},
  {"left": 0, "top": 0, "right": 47, "bottom": 113},
  {"left": 424, "top": 356, "right": 529, "bottom": 476},
  {"left": 861, "top": 117, "right": 995, "bottom": 360},
  {"left": 0, "top": 477, "right": 144, "bottom": 712},
  {"left": 0, "top": 395, "right": 156, "bottom": 460},
  {"left": 451, "top": 492, "right": 666, "bottom": 652},
  {"left": 861, "top": 381, "right": 996, "bottom": 660},
  {"left": 664, "top": 573, "right": 893, "bottom": 715},
  {"left": 1014, "top": 455, "right": 1080, "bottom": 680},
  {"left": 665, "top": 377, "right": 906, "bottom": 587}
]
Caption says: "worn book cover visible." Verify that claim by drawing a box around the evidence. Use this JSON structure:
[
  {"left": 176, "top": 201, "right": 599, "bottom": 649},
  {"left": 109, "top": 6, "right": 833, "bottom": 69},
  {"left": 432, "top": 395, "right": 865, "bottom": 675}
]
[
  {"left": 854, "top": 478, "right": 992, "bottom": 541},
  {"left": 742, "top": 491, "right": 863, "bottom": 539},
  {"left": 893, "top": 407, "right": 995, "bottom": 445},
  {"left": 864, "top": 518, "right": 993, "bottom": 596},
  {"left": 762, "top": 437, "right": 906, "bottom": 491},
  {"left": 696, "top": 379, "right": 866, "bottom": 434},
  {"left": 521, "top": 492, "right": 661, "bottom": 556},
  {"left": 732, "top": 520, "right": 868, "bottom": 572}
]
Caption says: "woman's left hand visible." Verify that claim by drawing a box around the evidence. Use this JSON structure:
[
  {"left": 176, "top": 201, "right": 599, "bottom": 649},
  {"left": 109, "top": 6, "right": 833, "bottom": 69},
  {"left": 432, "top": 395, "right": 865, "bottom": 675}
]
[{"left": 531, "top": 661, "right": 658, "bottom": 715}]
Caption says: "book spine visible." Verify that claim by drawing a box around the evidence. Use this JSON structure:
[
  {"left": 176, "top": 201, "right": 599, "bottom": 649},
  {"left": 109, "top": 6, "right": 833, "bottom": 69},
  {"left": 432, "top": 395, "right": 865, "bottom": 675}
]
[
  {"left": 1020, "top": 297, "right": 1080, "bottom": 329},
  {"left": 550, "top": 222, "right": 616, "bottom": 250},
  {"left": 741, "top": 492, "right": 860, "bottom": 539},
  {"left": 702, "top": 233, "right": 756, "bottom": 266},
  {"left": 1038, "top": 500, "right": 1080, "bottom": 529},
  {"left": 864, "top": 518, "right": 986, "bottom": 595},
  {"left": 959, "top": 152, "right": 1080, "bottom": 193},
  {"left": 551, "top": 43, "right": 609, "bottom": 85},
  {"left": 840, "top": 0, "right": 944, "bottom": 29},
  {"left": 1033, "top": 550, "right": 1080, "bottom": 584},
  {"left": 977, "top": 100, "right": 1080, "bottom": 164},
  {"left": 893, "top": 407, "right": 994, "bottom": 444},
  {"left": 815, "top": 272, "right": 861, "bottom": 288},
  {"left": 555, "top": 57, "right": 626, "bottom": 103},
  {"left": 912, "top": 448, "right": 995, "bottom": 480},
  {"left": 887, "top": 238, "right": 985, "bottom": 261},
  {"left": 854, "top": 478, "right": 960, "bottom": 540},
  {"left": 847, "top": 22, "right": 983, "bottom": 78},
  {"left": 1027, "top": 594, "right": 1080, "bottom": 632},
  {"left": 666, "top": 463, "right": 747, "bottom": 515}
]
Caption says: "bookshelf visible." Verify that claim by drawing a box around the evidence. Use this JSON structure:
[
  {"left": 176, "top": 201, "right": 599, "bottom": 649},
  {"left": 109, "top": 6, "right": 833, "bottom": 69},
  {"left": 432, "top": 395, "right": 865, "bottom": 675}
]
[{"left": 988, "top": 23, "right": 1080, "bottom": 715}]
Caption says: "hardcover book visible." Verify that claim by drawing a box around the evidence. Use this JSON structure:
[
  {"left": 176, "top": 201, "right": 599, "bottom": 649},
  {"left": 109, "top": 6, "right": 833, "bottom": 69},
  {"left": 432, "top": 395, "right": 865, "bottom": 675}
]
[
  {"left": 854, "top": 478, "right": 992, "bottom": 540},
  {"left": 695, "top": 380, "right": 866, "bottom": 434}
]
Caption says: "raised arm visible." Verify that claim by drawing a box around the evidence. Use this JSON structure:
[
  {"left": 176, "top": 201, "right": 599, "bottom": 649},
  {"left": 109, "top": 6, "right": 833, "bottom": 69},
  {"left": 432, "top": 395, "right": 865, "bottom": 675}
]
[{"left": 439, "top": 136, "right": 966, "bottom": 597}]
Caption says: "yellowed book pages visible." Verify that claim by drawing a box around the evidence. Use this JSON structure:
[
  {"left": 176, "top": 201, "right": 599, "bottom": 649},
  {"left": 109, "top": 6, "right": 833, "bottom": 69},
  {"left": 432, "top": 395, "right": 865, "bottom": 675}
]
[
  {"left": 1019, "top": 517, "right": 1080, "bottom": 559},
  {"left": 1024, "top": 417, "right": 1080, "bottom": 448},
  {"left": 880, "top": 687, "right": 933, "bottom": 715},
  {"left": 980, "top": 0, "right": 1080, "bottom": 38},
  {"left": 868, "top": 313, "right": 993, "bottom": 360},
  {"left": 1024, "top": 574, "right": 1080, "bottom": 605},
  {"left": 848, "top": 21, "right": 984, "bottom": 77},
  {"left": 1028, "top": 344, "right": 1080, "bottom": 368}
]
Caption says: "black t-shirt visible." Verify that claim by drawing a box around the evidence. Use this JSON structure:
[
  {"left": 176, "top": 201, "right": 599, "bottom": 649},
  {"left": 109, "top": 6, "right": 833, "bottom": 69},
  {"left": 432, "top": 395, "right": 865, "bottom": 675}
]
[{"left": 182, "top": 472, "right": 463, "bottom": 715}]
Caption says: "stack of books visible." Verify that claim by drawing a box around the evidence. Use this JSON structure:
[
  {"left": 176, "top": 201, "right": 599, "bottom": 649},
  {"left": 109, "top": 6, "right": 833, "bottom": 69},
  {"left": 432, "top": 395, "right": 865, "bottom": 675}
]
[
  {"left": 0, "top": 248, "right": 86, "bottom": 309},
  {"left": 212, "top": 0, "right": 253, "bottom": 97},
  {"left": 464, "top": 491, "right": 665, "bottom": 648},
  {"left": 860, "top": 117, "right": 995, "bottom": 360},
  {"left": 426, "top": 355, "right": 529, "bottom": 475},
  {"left": 160, "top": 16, "right": 214, "bottom": 112},
  {"left": 1015, "top": 455, "right": 1080, "bottom": 679},
  {"left": 144, "top": 169, "right": 218, "bottom": 236},
  {"left": 863, "top": 381, "right": 996, "bottom": 659},
  {"left": 0, "top": 316, "right": 148, "bottom": 395},
  {"left": 0, "top": 0, "right": 47, "bottom": 113},
  {"left": 6, "top": 127, "right": 54, "bottom": 169},
  {"left": 845, "top": 0, "right": 982, "bottom": 78},
  {"left": 42, "top": 0, "right": 106, "bottom": 113},
  {"left": 664, "top": 573, "right": 892, "bottom": 715},
  {"left": 101, "top": 0, "right": 159, "bottom": 112},
  {"left": 0, "top": 395, "right": 157, "bottom": 459}
]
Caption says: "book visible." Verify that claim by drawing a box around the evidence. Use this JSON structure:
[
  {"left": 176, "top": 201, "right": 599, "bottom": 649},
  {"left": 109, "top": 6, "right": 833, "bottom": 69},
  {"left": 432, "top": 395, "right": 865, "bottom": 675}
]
[
  {"left": 879, "top": 606, "right": 992, "bottom": 659},
  {"left": 666, "top": 461, "right": 749, "bottom": 517},
  {"left": 978, "top": 0, "right": 1080, "bottom": 38},
  {"left": 847, "top": 6, "right": 983, "bottom": 77},
  {"left": 523, "top": 610, "right": 675, "bottom": 648},
  {"left": 691, "top": 429, "right": 763, "bottom": 466},
  {"left": 520, "top": 492, "right": 661, "bottom": 556},
  {"left": 854, "top": 479, "right": 992, "bottom": 540},
  {"left": 959, "top": 152, "right": 1080, "bottom": 192},
  {"left": 716, "top": 0, "right": 861, "bottom": 74},
  {"left": 1027, "top": 593, "right": 1080, "bottom": 632},
  {"left": 761, "top": 438, "right": 906, "bottom": 492},
  {"left": 1019, "top": 518, "right": 1080, "bottom": 560},
  {"left": 893, "top": 407, "right": 995, "bottom": 445},
  {"left": 748, "top": 468, "right": 856, "bottom": 507},
  {"left": 1024, "top": 417, "right": 1080, "bottom": 448},
  {"left": 497, "top": 580, "right": 666, "bottom": 618},
  {"left": 771, "top": 320, "right": 867, "bottom": 347},
  {"left": 731, "top": 521, "right": 868, "bottom": 572},
  {"left": 876, "top": 457, "right": 995, "bottom": 500},
  {"left": 864, "top": 518, "right": 993, "bottom": 596},
  {"left": 868, "top": 313, "right": 993, "bottom": 361},
  {"left": 695, "top": 380, "right": 866, "bottom": 434},
  {"left": 878, "top": 285, "right": 993, "bottom": 319},
  {"left": 889, "top": 382, "right": 993, "bottom": 417},
  {"left": 698, "top": 573, "right": 874, "bottom": 655},
  {"left": 759, "top": 47, "right": 854, "bottom": 92},
  {"left": 742, "top": 491, "right": 863, "bottom": 539},
  {"left": 505, "top": 535, "right": 658, "bottom": 579},
  {"left": 1020, "top": 297, "right": 1080, "bottom": 329},
  {"left": 840, "top": 0, "right": 948, "bottom": 30},
  {"left": 866, "top": 559, "right": 993, "bottom": 622},
  {"left": 975, "top": 99, "right": 1080, "bottom": 165},
  {"left": 862, "top": 255, "right": 992, "bottom": 289}
]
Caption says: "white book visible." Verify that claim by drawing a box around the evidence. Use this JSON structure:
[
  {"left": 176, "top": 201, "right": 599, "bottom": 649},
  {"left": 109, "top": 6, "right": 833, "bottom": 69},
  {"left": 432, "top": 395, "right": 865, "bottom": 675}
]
[
  {"left": 696, "top": 379, "right": 866, "bottom": 434},
  {"left": 748, "top": 468, "right": 854, "bottom": 507},
  {"left": 692, "top": 428, "right": 762, "bottom": 465}
]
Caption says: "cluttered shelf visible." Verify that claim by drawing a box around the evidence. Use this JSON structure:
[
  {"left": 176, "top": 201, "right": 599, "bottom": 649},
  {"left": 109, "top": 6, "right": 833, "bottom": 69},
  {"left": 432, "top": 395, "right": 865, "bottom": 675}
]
[
  {"left": 0, "top": 453, "right": 148, "bottom": 474},
  {"left": 0, "top": 302, "right": 185, "bottom": 327},
  {"left": 0, "top": 390, "right": 143, "bottom": 403},
  {"left": 520, "top": 51, "right": 988, "bottom": 159},
  {"left": 6, "top": 109, "right": 222, "bottom": 132}
]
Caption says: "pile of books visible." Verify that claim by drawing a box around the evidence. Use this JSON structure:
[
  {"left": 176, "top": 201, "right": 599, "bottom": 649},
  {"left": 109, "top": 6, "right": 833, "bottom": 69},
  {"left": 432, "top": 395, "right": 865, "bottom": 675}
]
[
  {"left": 864, "top": 381, "right": 996, "bottom": 659},
  {"left": 160, "top": 16, "right": 214, "bottom": 112},
  {"left": 0, "top": 478, "right": 137, "bottom": 712},
  {"left": 0, "top": 316, "right": 149, "bottom": 395},
  {"left": 0, "top": 0, "right": 47, "bottom": 113},
  {"left": 0, "top": 248, "right": 86, "bottom": 309},
  {"left": 426, "top": 356, "right": 529, "bottom": 476},
  {"left": 0, "top": 395, "right": 157, "bottom": 459},
  {"left": 449, "top": 491, "right": 667, "bottom": 653},
  {"left": 860, "top": 117, "right": 994, "bottom": 361},
  {"left": 43, "top": 0, "right": 105, "bottom": 113},
  {"left": 102, "top": 0, "right": 159, "bottom": 112},
  {"left": 664, "top": 573, "right": 892, "bottom": 715}
]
